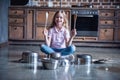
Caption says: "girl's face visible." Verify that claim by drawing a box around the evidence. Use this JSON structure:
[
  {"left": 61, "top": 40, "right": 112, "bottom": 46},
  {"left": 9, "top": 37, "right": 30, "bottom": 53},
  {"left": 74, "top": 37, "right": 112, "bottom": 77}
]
[{"left": 55, "top": 12, "right": 64, "bottom": 28}]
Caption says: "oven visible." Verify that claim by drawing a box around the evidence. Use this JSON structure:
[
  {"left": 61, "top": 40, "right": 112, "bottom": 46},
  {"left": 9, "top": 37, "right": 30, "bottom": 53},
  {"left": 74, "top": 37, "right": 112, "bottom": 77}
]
[{"left": 71, "top": 9, "right": 98, "bottom": 37}]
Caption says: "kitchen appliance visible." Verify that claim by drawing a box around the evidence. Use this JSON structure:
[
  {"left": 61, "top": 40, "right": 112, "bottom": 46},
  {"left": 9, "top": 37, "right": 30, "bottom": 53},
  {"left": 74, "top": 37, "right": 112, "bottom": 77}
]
[{"left": 71, "top": 9, "right": 98, "bottom": 37}]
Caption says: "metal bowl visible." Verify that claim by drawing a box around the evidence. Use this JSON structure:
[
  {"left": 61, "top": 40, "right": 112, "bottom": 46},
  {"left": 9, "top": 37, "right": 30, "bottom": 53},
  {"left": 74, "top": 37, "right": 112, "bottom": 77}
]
[{"left": 41, "top": 58, "right": 59, "bottom": 70}]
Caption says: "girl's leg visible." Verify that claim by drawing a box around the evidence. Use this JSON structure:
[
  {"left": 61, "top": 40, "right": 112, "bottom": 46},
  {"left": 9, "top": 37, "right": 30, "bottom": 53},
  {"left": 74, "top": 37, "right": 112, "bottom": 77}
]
[
  {"left": 40, "top": 44, "right": 55, "bottom": 54},
  {"left": 61, "top": 45, "right": 76, "bottom": 56}
]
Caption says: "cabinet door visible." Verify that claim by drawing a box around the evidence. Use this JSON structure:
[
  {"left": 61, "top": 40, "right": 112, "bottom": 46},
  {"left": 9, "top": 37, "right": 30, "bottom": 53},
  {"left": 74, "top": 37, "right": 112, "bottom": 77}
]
[
  {"left": 36, "top": 10, "right": 55, "bottom": 26},
  {"left": 9, "top": 26, "right": 24, "bottom": 40},
  {"left": 36, "top": 26, "right": 44, "bottom": 40},
  {"left": 115, "top": 28, "right": 120, "bottom": 41},
  {"left": 99, "top": 28, "right": 113, "bottom": 41},
  {"left": 26, "top": 10, "right": 34, "bottom": 40}
]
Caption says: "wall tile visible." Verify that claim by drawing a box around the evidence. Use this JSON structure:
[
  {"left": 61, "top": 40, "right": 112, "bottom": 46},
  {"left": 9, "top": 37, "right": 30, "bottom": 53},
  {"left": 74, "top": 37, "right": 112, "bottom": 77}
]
[{"left": 38, "top": 0, "right": 120, "bottom": 8}]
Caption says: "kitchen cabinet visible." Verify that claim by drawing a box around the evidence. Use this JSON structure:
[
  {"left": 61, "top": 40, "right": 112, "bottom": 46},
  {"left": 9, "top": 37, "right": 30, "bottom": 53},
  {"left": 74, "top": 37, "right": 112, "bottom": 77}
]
[
  {"left": 98, "top": 9, "right": 115, "bottom": 41},
  {"left": 8, "top": 7, "right": 25, "bottom": 40},
  {"left": 8, "top": 7, "right": 120, "bottom": 45}
]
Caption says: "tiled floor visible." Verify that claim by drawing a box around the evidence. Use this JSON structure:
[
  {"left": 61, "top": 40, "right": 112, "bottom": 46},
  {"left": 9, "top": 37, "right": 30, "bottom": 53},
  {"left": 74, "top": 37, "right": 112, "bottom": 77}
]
[{"left": 0, "top": 45, "right": 120, "bottom": 80}]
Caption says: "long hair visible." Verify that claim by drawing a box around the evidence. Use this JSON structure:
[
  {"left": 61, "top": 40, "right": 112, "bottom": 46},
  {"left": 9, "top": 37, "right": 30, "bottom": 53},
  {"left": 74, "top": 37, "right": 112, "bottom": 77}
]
[{"left": 49, "top": 10, "right": 69, "bottom": 29}]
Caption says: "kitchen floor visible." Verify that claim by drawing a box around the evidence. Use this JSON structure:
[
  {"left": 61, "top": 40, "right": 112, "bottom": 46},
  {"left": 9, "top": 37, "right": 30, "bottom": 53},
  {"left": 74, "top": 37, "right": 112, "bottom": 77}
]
[{"left": 0, "top": 45, "right": 120, "bottom": 80}]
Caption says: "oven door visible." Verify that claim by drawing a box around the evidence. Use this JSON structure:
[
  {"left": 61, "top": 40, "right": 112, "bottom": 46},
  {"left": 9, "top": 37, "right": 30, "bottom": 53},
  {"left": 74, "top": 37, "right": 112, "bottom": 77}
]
[{"left": 71, "top": 14, "right": 98, "bottom": 37}]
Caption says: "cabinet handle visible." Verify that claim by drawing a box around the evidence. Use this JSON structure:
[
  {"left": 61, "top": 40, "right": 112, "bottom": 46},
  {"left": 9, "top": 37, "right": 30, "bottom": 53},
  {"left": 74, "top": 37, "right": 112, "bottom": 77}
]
[
  {"left": 28, "top": 10, "right": 31, "bottom": 13},
  {"left": 14, "top": 20, "right": 17, "bottom": 22},
  {"left": 104, "top": 29, "right": 107, "bottom": 32},
  {"left": 14, "top": 27, "right": 17, "bottom": 30},
  {"left": 105, "top": 13, "right": 108, "bottom": 16},
  {"left": 14, "top": 11, "right": 17, "bottom": 14},
  {"left": 105, "top": 21, "right": 107, "bottom": 24}
]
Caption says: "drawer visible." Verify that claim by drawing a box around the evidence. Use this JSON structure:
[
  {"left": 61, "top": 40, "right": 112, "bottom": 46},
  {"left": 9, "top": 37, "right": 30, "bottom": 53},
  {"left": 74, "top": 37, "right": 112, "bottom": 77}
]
[
  {"left": 99, "top": 10, "right": 114, "bottom": 17},
  {"left": 99, "top": 19, "right": 115, "bottom": 26},
  {"left": 9, "top": 26, "right": 24, "bottom": 39},
  {"left": 9, "top": 9, "right": 24, "bottom": 15},
  {"left": 9, "top": 18, "right": 24, "bottom": 23},
  {"left": 99, "top": 28, "right": 114, "bottom": 41}
]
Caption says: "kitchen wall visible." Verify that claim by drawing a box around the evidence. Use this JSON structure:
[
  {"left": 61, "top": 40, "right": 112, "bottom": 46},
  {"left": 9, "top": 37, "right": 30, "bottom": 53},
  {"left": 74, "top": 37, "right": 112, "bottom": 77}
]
[
  {"left": 30, "top": 0, "right": 120, "bottom": 8},
  {"left": 0, "top": 0, "right": 10, "bottom": 45}
]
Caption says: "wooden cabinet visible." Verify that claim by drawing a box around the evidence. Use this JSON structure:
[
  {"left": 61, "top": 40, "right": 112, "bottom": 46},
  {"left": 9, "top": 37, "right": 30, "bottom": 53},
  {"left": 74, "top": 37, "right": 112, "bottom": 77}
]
[
  {"left": 8, "top": 8, "right": 25, "bottom": 40},
  {"left": 99, "top": 9, "right": 115, "bottom": 41},
  {"left": 8, "top": 7, "right": 120, "bottom": 45}
]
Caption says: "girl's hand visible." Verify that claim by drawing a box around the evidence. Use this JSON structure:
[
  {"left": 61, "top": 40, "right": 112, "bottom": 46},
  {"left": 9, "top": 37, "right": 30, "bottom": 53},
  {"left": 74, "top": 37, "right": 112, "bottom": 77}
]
[
  {"left": 43, "top": 28, "right": 48, "bottom": 37},
  {"left": 71, "top": 29, "right": 77, "bottom": 38}
]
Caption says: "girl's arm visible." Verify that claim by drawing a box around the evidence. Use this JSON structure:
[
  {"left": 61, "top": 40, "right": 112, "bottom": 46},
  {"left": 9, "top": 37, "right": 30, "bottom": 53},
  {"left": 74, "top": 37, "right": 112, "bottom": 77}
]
[
  {"left": 66, "top": 29, "right": 77, "bottom": 46},
  {"left": 43, "top": 28, "right": 51, "bottom": 46}
]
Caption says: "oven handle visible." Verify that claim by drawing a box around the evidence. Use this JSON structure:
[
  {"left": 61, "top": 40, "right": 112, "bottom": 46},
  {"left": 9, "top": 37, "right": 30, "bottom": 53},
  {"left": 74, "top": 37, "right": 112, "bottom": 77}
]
[{"left": 77, "top": 15, "right": 94, "bottom": 17}]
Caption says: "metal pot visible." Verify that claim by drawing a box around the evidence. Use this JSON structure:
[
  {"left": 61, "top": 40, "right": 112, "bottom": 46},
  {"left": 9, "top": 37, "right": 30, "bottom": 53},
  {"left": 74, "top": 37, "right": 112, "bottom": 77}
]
[
  {"left": 19, "top": 51, "right": 38, "bottom": 63},
  {"left": 76, "top": 54, "right": 92, "bottom": 65},
  {"left": 41, "top": 58, "right": 59, "bottom": 70},
  {"left": 28, "top": 52, "right": 38, "bottom": 63}
]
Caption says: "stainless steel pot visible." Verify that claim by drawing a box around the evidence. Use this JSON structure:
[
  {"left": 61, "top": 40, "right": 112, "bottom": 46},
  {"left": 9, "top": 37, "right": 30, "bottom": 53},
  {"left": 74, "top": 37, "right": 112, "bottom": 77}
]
[
  {"left": 19, "top": 51, "right": 38, "bottom": 63},
  {"left": 76, "top": 54, "right": 92, "bottom": 65},
  {"left": 41, "top": 58, "right": 59, "bottom": 70},
  {"left": 28, "top": 52, "right": 38, "bottom": 63}
]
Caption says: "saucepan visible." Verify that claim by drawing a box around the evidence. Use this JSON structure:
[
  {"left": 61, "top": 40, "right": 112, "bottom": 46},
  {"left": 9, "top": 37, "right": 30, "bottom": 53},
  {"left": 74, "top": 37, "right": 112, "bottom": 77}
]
[
  {"left": 76, "top": 54, "right": 92, "bottom": 65},
  {"left": 19, "top": 51, "right": 38, "bottom": 63}
]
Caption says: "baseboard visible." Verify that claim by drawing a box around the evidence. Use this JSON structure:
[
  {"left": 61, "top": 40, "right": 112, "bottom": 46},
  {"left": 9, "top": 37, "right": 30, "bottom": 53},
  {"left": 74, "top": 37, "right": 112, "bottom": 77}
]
[
  {"left": 0, "top": 42, "right": 8, "bottom": 48},
  {"left": 8, "top": 40, "right": 120, "bottom": 48}
]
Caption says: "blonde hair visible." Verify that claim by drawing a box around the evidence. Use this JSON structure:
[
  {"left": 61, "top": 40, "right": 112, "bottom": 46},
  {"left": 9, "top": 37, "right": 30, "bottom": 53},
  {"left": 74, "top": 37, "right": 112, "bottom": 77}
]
[{"left": 49, "top": 10, "right": 69, "bottom": 29}]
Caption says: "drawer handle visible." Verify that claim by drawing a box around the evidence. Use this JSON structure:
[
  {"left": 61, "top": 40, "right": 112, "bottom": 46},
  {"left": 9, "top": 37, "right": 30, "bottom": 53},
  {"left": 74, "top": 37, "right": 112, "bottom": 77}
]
[
  {"left": 105, "top": 13, "right": 108, "bottom": 16},
  {"left": 14, "top": 11, "right": 17, "bottom": 14},
  {"left": 104, "top": 29, "right": 107, "bottom": 32},
  {"left": 14, "top": 27, "right": 17, "bottom": 30},
  {"left": 14, "top": 20, "right": 17, "bottom": 22},
  {"left": 105, "top": 21, "right": 107, "bottom": 24}
]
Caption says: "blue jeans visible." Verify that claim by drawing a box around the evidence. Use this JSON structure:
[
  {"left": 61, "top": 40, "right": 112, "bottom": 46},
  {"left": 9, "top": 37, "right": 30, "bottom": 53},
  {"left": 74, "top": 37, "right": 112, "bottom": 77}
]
[{"left": 40, "top": 44, "right": 76, "bottom": 56}]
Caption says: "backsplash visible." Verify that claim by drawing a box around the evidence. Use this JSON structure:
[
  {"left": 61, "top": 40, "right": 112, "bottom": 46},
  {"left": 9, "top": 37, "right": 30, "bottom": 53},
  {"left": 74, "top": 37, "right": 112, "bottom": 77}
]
[{"left": 28, "top": 0, "right": 120, "bottom": 8}]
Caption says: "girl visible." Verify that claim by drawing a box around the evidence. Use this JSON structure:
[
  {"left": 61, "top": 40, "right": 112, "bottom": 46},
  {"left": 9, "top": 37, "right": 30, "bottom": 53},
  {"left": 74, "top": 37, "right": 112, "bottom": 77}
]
[{"left": 40, "top": 10, "right": 77, "bottom": 56}]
